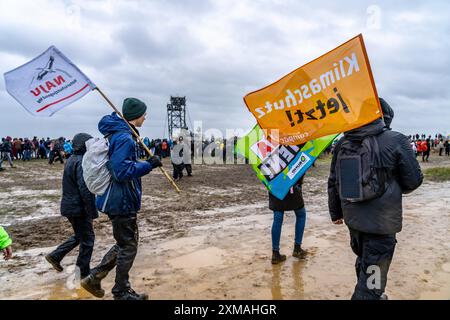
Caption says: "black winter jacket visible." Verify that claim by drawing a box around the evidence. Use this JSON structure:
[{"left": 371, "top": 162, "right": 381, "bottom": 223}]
[
  {"left": 60, "top": 152, "right": 98, "bottom": 219},
  {"left": 269, "top": 177, "right": 305, "bottom": 212},
  {"left": 328, "top": 119, "right": 423, "bottom": 234}
]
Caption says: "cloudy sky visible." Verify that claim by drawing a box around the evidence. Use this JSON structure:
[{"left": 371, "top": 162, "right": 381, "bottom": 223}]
[{"left": 0, "top": 0, "right": 449, "bottom": 139}]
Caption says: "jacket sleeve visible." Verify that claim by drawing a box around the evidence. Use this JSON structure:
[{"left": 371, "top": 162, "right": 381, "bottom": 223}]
[
  {"left": 396, "top": 134, "right": 423, "bottom": 193},
  {"left": 110, "top": 134, "right": 152, "bottom": 182},
  {"left": 328, "top": 140, "right": 343, "bottom": 221},
  {"left": 76, "top": 160, "right": 98, "bottom": 218},
  {"left": 0, "top": 226, "right": 12, "bottom": 250}
]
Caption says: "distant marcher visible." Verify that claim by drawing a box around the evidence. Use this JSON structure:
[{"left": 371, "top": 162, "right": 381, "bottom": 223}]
[
  {"left": 445, "top": 140, "right": 450, "bottom": 156},
  {"left": 39, "top": 139, "right": 47, "bottom": 159},
  {"left": 269, "top": 177, "right": 308, "bottom": 264},
  {"left": 45, "top": 133, "right": 98, "bottom": 288},
  {"left": 23, "top": 138, "right": 32, "bottom": 161},
  {"left": 49, "top": 138, "right": 64, "bottom": 164},
  {"left": 421, "top": 139, "right": 429, "bottom": 162},
  {"left": 81, "top": 98, "right": 162, "bottom": 300},
  {"left": 171, "top": 139, "right": 184, "bottom": 181},
  {"left": 0, "top": 226, "right": 12, "bottom": 260},
  {"left": 437, "top": 140, "right": 444, "bottom": 156},
  {"left": 0, "top": 137, "right": 14, "bottom": 169},
  {"left": 410, "top": 140, "right": 417, "bottom": 158},
  {"left": 328, "top": 98, "right": 423, "bottom": 300},
  {"left": 64, "top": 140, "right": 73, "bottom": 159}
]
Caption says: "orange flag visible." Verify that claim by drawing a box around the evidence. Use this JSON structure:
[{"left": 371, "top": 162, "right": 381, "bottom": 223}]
[{"left": 244, "top": 34, "right": 382, "bottom": 145}]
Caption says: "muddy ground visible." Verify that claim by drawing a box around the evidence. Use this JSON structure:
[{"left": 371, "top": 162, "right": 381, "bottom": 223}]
[{"left": 0, "top": 154, "right": 449, "bottom": 300}]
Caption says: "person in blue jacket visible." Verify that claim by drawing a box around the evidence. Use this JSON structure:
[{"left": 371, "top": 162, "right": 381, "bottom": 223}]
[{"left": 81, "top": 98, "right": 162, "bottom": 300}]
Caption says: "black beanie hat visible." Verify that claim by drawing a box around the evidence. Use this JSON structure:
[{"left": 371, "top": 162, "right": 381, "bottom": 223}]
[{"left": 122, "top": 98, "right": 147, "bottom": 121}]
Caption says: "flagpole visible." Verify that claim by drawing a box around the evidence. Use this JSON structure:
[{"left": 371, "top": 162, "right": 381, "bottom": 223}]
[{"left": 95, "top": 87, "right": 181, "bottom": 193}]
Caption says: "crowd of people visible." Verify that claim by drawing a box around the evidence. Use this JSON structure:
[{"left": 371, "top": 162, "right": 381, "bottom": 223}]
[
  {"left": 407, "top": 134, "right": 450, "bottom": 162},
  {"left": 0, "top": 96, "right": 441, "bottom": 301}
]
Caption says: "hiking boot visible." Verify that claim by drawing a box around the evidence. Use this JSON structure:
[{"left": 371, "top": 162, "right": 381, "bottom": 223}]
[
  {"left": 81, "top": 274, "right": 105, "bottom": 298},
  {"left": 292, "top": 245, "right": 308, "bottom": 259},
  {"left": 271, "top": 250, "right": 286, "bottom": 264},
  {"left": 45, "top": 254, "right": 63, "bottom": 272},
  {"left": 113, "top": 288, "right": 149, "bottom": 301}
]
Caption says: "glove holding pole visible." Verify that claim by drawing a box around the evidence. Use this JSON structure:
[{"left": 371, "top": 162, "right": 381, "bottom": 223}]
[{"left": 147, "top": 155, "right": 163, "bottom": 168}]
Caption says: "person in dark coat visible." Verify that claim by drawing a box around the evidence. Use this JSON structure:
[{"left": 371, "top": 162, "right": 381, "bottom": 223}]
[
  {"left": 328, "top": 98, "right": 423, "bottom": 300},
  {"left": 81, "top": 98, "right": 162, "bottom": 301},
  {"left": 269, "top": 176, "right": 307, "bottom": 264},
  {"left": 45, "top": 133, "right": 98, "bottom": 284}
]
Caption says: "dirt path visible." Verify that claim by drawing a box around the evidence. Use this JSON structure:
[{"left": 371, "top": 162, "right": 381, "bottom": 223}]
[{"left": 0, "top": 155, "right": 449, "bottom": 300}]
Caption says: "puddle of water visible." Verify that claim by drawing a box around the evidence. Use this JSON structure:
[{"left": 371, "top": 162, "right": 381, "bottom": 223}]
[
  {"left": 442, "top": 263, "right": 450, "bottom": 273},
  {"left": 168, "top": 247, "right": 227, "bottom": 275}
]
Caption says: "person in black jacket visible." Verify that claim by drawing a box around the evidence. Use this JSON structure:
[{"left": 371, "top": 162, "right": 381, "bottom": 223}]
[
  {"left": 45, "top": 133, "right": 99, "bottom": 290},
  {"left": 328, "top": 98, "right": 423, "bottom": 300},
  {"left": 269, "top": 176, "right": 307, "bottom": 264}
]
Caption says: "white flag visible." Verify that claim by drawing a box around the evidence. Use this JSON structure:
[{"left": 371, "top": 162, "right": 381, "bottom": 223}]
[{"left": 4, "top": 46, "right": 96, "bottom": 116}]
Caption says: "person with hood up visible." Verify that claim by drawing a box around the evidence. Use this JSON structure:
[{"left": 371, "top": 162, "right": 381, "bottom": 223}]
[
  {"left": 81, "top": 98, "right": 162, "bottom": 300},
  {"left": 45, "top": 133, "right": 98, "bottom": 287},
  {"left": 0, "top": 226, "right": 13, "bottom": 260},
  {"left": 328, "top": 98, "right": 423, "bottom": 300}
]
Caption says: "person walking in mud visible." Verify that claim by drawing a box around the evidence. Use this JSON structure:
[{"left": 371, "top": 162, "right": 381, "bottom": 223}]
[
  {"left": 0, "top": 137, "right": 15, "bottom": 170},
  {"left": 328, "top": 98, "right": 423, "bottom": 300},
  {"left": 45, "top": 133, "right": 98, "bottom": 284},
  {"left": 0, "top": 226, "right": 13, "bottom": 260},
  {"left": 81, "top": 98, "right": 162, "bottom": 300},
  {"left": 269, "top": 176, "right": 308, "bottom": 264}
]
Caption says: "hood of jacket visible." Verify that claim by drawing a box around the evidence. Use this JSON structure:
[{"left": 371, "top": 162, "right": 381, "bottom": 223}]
[
  {"left": 98, "top": 112, "right": 132, "bottom": 136},
  {"left": 344, "top": 118, "right": 386, "bottom": 141}
]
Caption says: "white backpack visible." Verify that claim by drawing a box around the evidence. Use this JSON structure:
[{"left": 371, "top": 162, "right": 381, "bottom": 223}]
[{"left": 82, "top": 137, "right": 112, "bottom": 196}]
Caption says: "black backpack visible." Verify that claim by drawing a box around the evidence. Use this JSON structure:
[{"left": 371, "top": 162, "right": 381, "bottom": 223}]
[{"left": 335, "top": 133, "right": 388, "bottom": 203}]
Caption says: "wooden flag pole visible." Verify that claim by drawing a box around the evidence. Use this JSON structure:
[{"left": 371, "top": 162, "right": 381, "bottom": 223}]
[{"left": 95, "top": 87, "right": 181, "bottom": 193}]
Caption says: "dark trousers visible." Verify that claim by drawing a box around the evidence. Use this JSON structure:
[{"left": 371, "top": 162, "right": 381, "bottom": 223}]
[
  {"left": 184, "top": 164, "right": 192, "bottom": 176},
  {"left": 91, "top": 215, "right": 139, "bottom": 295},
  {"left": 172, "top": 163, "right": 184, "bottom": 180},
  {"left": 349, "top": 228, "right": 397, "bottom": 300},
  {"left": 49, "top": 216, "right": 95, "bottom": 278}
]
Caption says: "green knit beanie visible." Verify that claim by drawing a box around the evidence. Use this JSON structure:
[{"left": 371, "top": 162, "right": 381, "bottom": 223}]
[{"left": 122, "top": 98, "right": 147, "bottom": 121}]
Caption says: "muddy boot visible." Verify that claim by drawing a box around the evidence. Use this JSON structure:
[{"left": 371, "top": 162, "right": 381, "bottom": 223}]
[
  {"left": 114, "top": 288, "right": 148, "bottom": 301},
  {"left": 81, "top": 274, "right": 105, "bottom": 298},
  {"left": 292, "top": 244, "right": 307, "bottom": 259},
  {"left": 380, "top": 293, "right": 389, "bottom": 300},
  {"left": 45, "top": 254, "right": 63, "bottom": 272},
  {"left": 271, "top": 250, "right": 286, "bottom": 264}
]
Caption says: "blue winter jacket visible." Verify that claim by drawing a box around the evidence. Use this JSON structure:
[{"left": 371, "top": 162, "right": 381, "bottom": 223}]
[{"left": 96, "top": 113, "right": 152, "bottom": 216}]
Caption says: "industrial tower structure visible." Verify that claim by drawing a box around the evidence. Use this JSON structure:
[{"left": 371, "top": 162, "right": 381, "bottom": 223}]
[{"left": 167, "top": 96, "right": 188, "bottom": 138}]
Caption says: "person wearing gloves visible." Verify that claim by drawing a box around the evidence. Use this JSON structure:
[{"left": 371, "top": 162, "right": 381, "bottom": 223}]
[{"left": 81, "top": 98, "right": 162, "bottom": 300}]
